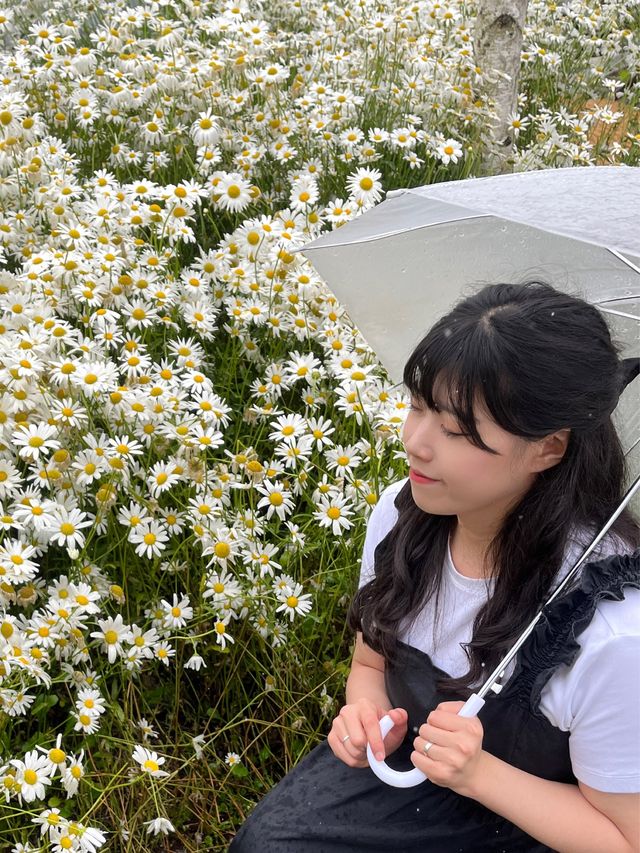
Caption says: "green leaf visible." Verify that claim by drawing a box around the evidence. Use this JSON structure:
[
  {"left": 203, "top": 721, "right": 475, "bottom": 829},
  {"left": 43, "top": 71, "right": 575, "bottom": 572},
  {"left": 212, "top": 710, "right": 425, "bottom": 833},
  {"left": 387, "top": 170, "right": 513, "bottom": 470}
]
[{"left": 30, "top": 694, "right": 59, "bottom": 716}]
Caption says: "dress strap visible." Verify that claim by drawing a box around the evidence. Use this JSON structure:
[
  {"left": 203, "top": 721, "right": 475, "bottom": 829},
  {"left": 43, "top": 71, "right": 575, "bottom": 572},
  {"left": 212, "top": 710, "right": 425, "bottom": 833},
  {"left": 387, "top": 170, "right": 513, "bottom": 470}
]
[{"left": 504, "top": 551, "right": 640, "bottom": 713}]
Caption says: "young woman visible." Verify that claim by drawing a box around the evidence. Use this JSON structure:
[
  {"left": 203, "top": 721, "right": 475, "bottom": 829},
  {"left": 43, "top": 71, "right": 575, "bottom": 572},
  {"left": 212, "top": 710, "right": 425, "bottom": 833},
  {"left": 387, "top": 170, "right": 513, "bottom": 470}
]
[{"left": 229, "top": 281, "right": 640, "bottom": 852}]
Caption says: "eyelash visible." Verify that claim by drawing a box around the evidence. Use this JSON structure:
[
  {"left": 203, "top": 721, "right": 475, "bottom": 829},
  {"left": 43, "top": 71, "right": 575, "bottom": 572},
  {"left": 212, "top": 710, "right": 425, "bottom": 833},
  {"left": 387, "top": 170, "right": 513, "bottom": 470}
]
[{"left": 408, "top": 403, "right": 466, "bottom": 438}]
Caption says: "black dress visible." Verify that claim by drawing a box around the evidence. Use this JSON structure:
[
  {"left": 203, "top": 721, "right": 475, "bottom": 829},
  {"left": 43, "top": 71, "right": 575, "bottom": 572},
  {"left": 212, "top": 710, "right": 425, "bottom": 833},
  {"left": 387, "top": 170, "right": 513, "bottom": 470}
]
[{"left": 228, "top": 552, "right": 639, "bottom": 852}]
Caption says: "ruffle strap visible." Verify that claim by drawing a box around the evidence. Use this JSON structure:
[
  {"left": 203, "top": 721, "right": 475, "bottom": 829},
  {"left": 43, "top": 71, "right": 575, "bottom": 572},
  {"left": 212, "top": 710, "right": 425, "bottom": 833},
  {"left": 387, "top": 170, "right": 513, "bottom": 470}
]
[{"left": 504, "top": 551, "right": 640, "bottom": 713}]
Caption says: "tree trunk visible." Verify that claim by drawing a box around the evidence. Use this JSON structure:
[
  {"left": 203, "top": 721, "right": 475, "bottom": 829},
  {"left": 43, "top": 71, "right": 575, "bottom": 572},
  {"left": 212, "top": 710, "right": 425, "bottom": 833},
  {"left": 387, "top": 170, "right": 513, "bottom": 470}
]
[{"left": 474, "top": 0, "right": 529, "bottom": 175}]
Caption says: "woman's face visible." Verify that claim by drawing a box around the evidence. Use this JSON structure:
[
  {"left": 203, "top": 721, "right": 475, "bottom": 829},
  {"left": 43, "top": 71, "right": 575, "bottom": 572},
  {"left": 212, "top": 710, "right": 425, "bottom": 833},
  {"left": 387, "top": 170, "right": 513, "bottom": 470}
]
[{"left": 402, "top": 385, "right": 541, "bottom": 535}]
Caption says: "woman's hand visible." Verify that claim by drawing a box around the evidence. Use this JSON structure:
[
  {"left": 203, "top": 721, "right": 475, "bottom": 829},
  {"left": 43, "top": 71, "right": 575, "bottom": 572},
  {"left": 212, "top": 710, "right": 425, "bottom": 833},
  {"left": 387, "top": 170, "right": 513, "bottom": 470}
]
[
  {"left": 411, "top": 700, "right": 485, "bottom": 797},
  {"left": 328, "top": 698, "right": 408, "bottom": 768}
]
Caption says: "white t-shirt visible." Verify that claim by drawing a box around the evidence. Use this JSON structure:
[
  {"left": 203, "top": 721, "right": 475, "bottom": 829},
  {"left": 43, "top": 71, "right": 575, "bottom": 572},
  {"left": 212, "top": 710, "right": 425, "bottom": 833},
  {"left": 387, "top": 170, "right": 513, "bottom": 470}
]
[{"left": 357, "top": 478, "right": 640, "bottom": 793}]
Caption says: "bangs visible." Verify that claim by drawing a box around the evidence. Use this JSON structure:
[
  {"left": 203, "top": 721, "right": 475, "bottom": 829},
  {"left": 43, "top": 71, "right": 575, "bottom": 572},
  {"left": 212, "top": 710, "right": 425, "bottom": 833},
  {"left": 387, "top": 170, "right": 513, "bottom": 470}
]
[{"left": 402, "top": 321, "right": 506, "bottom": 454}]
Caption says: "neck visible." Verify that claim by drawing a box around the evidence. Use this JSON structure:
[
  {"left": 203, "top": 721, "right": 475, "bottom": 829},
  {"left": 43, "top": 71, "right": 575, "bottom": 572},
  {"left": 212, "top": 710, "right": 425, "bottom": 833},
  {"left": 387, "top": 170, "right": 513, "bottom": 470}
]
[{"left": 450, "top": 514, "right": 502, "bottom": 579}]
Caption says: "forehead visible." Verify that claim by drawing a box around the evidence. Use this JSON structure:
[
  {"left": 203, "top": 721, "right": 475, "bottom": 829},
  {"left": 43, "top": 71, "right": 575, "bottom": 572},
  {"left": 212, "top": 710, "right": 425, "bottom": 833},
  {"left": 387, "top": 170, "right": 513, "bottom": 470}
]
[{"left": 431, "top": 375, "right": 488, "bottom": 424}]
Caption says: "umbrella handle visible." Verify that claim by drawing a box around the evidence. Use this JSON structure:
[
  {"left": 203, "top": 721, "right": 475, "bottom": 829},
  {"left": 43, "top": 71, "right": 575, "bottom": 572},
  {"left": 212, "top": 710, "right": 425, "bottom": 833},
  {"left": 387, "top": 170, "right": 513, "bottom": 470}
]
[{"left": 366, "top": 693, "right": 486, "bottom": 788}]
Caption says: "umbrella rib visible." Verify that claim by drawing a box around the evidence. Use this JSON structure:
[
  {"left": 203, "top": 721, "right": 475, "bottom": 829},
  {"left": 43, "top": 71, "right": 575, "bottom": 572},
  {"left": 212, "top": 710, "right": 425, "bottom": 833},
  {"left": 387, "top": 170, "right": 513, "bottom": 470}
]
[
  {"left": 607, "top": 247, "right": 640, "bottom": 275},
  {"left": 598, "top": 306, "right": 640, "bottom": 321},
  {"left": 594, "top": 295, "right": 640, "bottom": 305}
]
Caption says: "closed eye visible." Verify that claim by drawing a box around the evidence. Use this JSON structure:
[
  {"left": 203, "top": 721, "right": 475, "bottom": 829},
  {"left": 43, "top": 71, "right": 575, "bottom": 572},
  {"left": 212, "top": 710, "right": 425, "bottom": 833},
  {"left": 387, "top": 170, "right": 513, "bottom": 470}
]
[{"left": 408, "top": 401, "right": 468, "bottom": 438}]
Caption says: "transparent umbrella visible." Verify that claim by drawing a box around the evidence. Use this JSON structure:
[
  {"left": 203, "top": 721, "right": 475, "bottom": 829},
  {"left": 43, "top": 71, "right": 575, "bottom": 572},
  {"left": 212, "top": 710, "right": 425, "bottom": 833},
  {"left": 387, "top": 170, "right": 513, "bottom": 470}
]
[{"left": 294, "top": 165, "right": 640, "bottom": 787}]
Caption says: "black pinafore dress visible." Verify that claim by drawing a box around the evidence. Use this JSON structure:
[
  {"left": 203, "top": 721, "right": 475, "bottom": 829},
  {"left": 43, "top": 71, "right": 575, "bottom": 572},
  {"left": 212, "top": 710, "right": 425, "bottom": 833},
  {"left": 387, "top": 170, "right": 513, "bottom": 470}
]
[{"left": 228, "top": 552, "right": 639, "bottom": 853}]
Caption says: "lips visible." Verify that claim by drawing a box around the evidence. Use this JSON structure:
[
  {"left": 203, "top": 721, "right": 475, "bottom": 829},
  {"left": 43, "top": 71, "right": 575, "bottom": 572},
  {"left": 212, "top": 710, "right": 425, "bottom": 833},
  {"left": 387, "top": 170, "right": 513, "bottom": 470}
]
[{"left": 410, "top": 468, "right": 439, "bottom": 481}]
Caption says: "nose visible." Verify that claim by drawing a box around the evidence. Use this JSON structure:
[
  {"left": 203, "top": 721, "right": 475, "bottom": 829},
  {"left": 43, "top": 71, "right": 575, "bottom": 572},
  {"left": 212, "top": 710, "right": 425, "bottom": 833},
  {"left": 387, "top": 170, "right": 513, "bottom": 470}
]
[{"left": 402, "top": 411, "right": 438, "bottom": 460}]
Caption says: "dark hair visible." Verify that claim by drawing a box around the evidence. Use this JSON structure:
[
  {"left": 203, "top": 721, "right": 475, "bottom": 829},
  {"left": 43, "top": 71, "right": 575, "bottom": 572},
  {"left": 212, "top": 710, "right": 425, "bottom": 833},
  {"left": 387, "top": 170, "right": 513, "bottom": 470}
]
[{"left": 347, "top": 281, "right": 640, "bottom": 699}]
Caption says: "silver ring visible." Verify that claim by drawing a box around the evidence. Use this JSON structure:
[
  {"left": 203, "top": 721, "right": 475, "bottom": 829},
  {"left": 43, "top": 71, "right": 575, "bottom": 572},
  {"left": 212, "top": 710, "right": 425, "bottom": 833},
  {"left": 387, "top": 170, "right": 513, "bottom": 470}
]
[
  {"left": 422, "top": 740, "right": 434, "bottom": 755},
  {"left": 341, "top": 734, "right": 350, "bottom": 744}
]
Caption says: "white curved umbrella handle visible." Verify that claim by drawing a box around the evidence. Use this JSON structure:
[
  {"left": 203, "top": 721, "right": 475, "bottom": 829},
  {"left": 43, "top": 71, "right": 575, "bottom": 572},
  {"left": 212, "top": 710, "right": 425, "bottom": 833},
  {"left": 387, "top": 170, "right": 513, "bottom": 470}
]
[{"left": 366, "top": 693, "right": 486, "bottom": 787}]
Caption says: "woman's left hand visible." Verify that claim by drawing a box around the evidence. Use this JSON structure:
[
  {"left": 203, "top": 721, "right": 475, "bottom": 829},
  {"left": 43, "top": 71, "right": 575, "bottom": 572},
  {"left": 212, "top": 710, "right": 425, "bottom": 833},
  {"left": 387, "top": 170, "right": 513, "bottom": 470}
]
[{"left": 411, "top": 700, "right": 485, "bottom": 798}]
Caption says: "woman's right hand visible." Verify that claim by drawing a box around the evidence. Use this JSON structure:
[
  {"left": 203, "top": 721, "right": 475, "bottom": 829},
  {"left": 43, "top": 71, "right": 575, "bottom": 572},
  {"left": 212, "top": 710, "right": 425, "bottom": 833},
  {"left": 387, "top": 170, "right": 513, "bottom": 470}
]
[{"left": 328, "top": 698, "right": 408, "bottom": 768}]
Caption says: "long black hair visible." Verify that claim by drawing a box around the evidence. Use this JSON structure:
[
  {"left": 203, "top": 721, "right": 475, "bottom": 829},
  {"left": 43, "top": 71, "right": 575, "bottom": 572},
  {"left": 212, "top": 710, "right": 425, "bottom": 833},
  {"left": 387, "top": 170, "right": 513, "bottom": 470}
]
[{"left": 347, "top": 280, "right": 640, "bottom": 699}]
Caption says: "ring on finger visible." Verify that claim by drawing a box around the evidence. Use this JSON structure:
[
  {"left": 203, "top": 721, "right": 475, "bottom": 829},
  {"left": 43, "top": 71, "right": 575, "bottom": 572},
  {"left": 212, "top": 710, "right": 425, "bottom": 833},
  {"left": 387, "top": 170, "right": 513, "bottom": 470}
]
[
  {"left": 341, "top": 734, "right": 351, "bottom": 744},
  {"left": 422, "top": 740, "right": 434, "bottom": 755}
]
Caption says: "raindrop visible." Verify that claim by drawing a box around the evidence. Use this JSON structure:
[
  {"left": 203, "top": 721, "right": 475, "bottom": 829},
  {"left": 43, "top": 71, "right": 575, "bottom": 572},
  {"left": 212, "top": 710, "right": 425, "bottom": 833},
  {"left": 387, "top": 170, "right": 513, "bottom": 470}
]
[
  {"left": 588, "top": 412, "right": 593, "bottom": 418},
  {"left": 551, "top": 311, "right": 555, "bottom": 316},
  {"left": 443, "top": 327, "right": 452, "bottom": 338}
]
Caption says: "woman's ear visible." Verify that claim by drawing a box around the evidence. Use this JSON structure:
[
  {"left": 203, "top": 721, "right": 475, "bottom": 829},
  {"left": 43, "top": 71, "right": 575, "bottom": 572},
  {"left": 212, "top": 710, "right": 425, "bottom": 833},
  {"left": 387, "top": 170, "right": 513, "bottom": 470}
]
[{"left": 530, "top": 428, "right": 571, "bottom": 473}]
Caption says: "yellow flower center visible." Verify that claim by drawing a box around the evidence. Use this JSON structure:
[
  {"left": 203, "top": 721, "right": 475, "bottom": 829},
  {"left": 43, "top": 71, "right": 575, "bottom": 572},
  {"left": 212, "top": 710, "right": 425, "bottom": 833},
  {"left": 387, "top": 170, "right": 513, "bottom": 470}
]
[{"left": 24, "top": 769, "right": 38, "bottom": 785}]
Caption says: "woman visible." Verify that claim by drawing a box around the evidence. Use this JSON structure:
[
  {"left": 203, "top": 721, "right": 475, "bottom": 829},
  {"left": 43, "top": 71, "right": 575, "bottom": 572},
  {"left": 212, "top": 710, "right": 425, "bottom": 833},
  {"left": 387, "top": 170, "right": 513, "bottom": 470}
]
[{"left": 230, "top": 281, "right": 640, "bottom": 852}]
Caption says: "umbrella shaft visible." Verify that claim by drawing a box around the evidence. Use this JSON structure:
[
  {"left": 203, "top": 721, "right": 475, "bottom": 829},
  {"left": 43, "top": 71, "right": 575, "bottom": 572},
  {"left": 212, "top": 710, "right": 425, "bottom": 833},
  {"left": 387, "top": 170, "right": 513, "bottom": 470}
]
[{"left": 476, "top": 472, "right": 640, "bottom": 701}]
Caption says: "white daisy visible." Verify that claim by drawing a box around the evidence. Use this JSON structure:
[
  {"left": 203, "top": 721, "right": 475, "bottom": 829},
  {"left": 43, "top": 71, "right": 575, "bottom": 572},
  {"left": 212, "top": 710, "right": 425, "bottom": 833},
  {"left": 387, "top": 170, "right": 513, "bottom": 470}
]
[
  {"left": 312, "top": 494, "right": 355, "bottom": 536},
  {"left": 129, "top": 520, "right": 169, "bottom": 559},
  {"left": 345, "top": 167, "right": 383, "bottom": 205},
  {"left": 275, "top": 582, "right": 313, "bottom": 621},
  {"left": 89, "top": 614, "right": 132, "bottom": 664},
  {"left": 13, "top": 423, "right": 61, "bottom": 462},
  {"left": 9, "top": 749, "right": 53, "bottom": 803},
  {"left": 436, "top": 137, "right": 463, "bottom": 165},
  {"left": 132, "top": 744, "right": 169, "bottom": 778},
  {"left": 214, "top": 172, "right": 253, "bottom": 213}
]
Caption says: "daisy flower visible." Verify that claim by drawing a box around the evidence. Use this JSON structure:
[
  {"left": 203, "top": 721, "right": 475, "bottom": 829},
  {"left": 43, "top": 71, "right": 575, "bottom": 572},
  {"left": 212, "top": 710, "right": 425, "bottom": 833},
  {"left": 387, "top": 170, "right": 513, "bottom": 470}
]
[
  {"left": 289, "top": 176, "right": 319, "bottom": 211},
  {"left": 90, "top": 614, "right": 131, "bottom": 664},
  {"left": 203, "top": 568, "right": 242, "bottom": 602},
  {"left": 160, "top": 593, "right": 193, "bottom": 629},
  {"left": 243, "top": 543, "right": 282, "bottom": 578},
  {"left": 312, "top": 494, "right": 355, "bottom": 536},
  {"left": 52, "top": 397, "right": 89, "bottom": 429},
  {"left": 214, "top": 172, "right": 253, "bottom": 213},
  {"left": 10, "top": 749, "right": 53, "bottom": 803},
  {"left": 255, "top": 479, "right": 295, "bottom": 521},
  {"left": 324, "top": 443, "right": 363, "bottom": 478},
  {"left": 32, "top": 806, "right": 68, "bottom": 837},
  {"left": 345, "top": 167, "right": 383, "bottom": 205},
  {"left": 75, "top": 687, "right": 106, "bottom": 717},
  {"left": 224, "top": 751, "right": 242, "bottom": 767},
  {"left": 274, "top": 435, "right": 314, "bottom": 470},
  {"left": 144, "top": 816, "right": 175, "bottom": 836},
  {"left": 436, "top": 137, "right": 463, "bottom": 165},
  {"left": 0, "top": 539, "right": 39, "bottom": 585},
  {"left": 46, "top": 506, "right": 93, "bottom": 550},
  {"left": 184, "top": 652, "right": 206, "bottom": 671},
  {"left": 61, "top": 752, "right": 85, "bottom": 797},
  {"left": 213, "top": 613, "right": 235, "bottom": 650},
  {"left": 306, "top": 415, "right": 335, "bottom": 450},
  {"left": 13, "top": 423, "right": 61, "bottom": 462},
  {"left": 137, "top": 718, "right": 159, "bottom": 740},
  {"left": 275, "top": 582, "right": 313, "bottom": 621},
  {"left": 131, "top": 745, "right": 169, "bottom": 778},
  {"left": 147, "top": 461, "right": 180, "bottom": 497},
  {"left": 284, "top": 351, "right": 323, "bottom": 385},
  {"left": 153, "top": 640, "right": 176, "bottom": 665},
  {"left": 129, "top": 520, "right": 169, "bottom": 559},
  {"left": 268, "top": 412, "right": 308, "bottom": 444}
]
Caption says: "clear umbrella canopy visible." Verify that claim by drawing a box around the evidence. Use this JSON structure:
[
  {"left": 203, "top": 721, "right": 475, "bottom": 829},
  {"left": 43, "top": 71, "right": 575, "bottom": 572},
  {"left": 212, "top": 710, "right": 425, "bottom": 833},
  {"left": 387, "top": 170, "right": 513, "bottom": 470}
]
[{"left": 296, "top": 165, "right": 640, "bottom": 484}]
